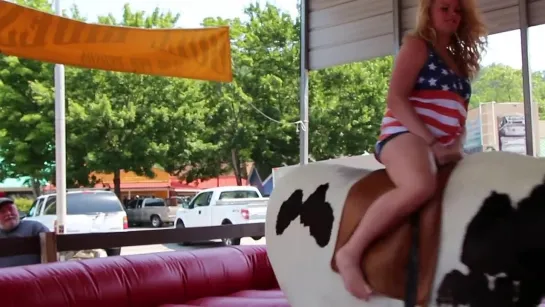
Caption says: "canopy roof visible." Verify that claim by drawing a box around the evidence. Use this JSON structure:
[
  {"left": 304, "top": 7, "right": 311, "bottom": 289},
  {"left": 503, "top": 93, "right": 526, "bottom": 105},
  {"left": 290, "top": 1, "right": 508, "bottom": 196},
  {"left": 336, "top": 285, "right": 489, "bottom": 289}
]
[{"left": 306, "top": 0, "right": 545, "bottom": 70}]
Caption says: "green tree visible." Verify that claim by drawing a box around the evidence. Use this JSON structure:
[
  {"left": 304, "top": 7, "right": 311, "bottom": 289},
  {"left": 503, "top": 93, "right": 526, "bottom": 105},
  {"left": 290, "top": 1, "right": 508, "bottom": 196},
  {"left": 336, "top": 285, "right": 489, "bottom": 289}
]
[
  {"left": 174, "top": 14, "right": 271, "bottom": 185},
  {"left": 0, "top": 0, "right": 396, "bottom": 195},
  {"left": 192, "top": 3, "right": 392, "bottom": 180},
  {"left": 219, "top": 3, "right": 302, "bottom": 176},
  {"left": 0, "top": 2, "right": 197, "bottom": 198},
  {"left": 95, "top": 3, "right": 180, "bottom": 28},
  {"left": 310, "top": 58, "right": 393, "bottom": 159},
  {"left": 471, "top": 63, "right": 545, "bottom": 117},
  {"left": 64, "top": 4, "right": 198, "bottom": 197},
  {"left": 533, "top": 70, "right": 545, "bottom": 108},
  {"left": 13, "top": 0, "right": 52, "bottom": 12},
  {"left": 69, "top": 70, "right": 203, "bottom": 197},
  {"left": 160, "top": 80, "right": 224, "bottom": 184},
  {"left": 141, "top": 3, "right": 304, "bottom": 183},
  {"left": 0, "top": 49, "right": 55, "bottom": 194},
  {"left": 0, "top": 0, "right": 95, "bottom": 195},
  {"left": 471, "top": 64, "right": 523, "bottom": 105}
]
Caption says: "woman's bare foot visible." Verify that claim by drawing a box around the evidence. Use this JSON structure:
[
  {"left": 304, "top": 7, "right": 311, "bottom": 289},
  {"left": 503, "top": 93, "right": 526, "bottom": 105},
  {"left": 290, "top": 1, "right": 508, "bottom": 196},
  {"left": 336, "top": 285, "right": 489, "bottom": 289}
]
[{"left": 335, "top": 247, "right": 373, "bottom": 300}]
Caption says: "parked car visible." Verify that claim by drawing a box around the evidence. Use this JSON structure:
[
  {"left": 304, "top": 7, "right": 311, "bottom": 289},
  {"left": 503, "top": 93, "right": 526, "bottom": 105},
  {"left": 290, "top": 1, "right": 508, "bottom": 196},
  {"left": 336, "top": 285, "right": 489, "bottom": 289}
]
[
  {"left": 498, "top": 115, "right": 525, "bottom": 137},
  {"left": 24, "top": 189, "right": 128, "bottom": 256},
  {"left": 169, "top": 196, "right": 192, "bottom": 207},
  {"left": 174, "top": 186, "right": 268, "bottom": 246},
  {"left": 125, "top": 197, "right": 177, "bottom": 227}
]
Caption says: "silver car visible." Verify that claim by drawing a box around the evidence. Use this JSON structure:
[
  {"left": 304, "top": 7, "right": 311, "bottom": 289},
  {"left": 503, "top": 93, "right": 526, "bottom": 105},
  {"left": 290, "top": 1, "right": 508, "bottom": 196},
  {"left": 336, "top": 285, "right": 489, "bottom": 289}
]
[{"left": 125, "top": 197, "right": 178, "bottom": 228}]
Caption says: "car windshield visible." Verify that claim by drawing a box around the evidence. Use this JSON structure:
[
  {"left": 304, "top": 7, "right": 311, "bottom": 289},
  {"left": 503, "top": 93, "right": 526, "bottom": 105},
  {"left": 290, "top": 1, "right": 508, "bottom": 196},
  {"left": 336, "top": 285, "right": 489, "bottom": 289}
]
[{"left": 177, "top": 197, "right": 191, "bottom": 207}]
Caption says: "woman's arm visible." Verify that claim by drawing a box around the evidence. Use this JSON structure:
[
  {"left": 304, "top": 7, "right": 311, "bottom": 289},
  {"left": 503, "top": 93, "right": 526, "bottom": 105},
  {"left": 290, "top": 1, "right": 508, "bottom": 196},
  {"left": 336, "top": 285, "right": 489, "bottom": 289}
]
[
  {"left": 387, "top": 37, "right": 435, "bottom": 144},
  {"left": 444, "top": 127, "right": 466, "bottom": 162},
  {"left": 454, "top": 127, "right": 466, "bottom": 152},
  {"left": 458, "top": 127, "right": 466, "bottom": 145}
]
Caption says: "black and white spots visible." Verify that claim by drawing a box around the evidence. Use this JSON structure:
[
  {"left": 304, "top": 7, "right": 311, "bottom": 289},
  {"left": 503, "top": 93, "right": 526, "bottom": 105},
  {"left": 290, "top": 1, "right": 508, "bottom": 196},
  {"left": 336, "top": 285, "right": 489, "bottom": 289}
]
[
  {"left": 275, "top": 183, "right": 334, "bottom": 248},
  {"left": 436, "top": 177, "right": 545, "bottom": 306}
]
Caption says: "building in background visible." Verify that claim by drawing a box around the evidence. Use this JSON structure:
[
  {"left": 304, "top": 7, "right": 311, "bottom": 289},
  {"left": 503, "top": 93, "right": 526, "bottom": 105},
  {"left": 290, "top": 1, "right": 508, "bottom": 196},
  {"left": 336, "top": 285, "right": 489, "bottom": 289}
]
[
  {"left": 464, "top": 102, "right": 544, "bottom": 156},
  {"left": 43, "top": 166, "right": 250, "bottom": 199},
  {"left": 247, "top": 166, "right": 273, "bottom": 197},
  {"left": 0, "top": 177, "right": 34, "bottom": 197},
  {"left": 463, "top": 117, "right": 483, "bottom": 153},
  {"left": 246, "top": 163, "right": 275, "bottom": 197}
]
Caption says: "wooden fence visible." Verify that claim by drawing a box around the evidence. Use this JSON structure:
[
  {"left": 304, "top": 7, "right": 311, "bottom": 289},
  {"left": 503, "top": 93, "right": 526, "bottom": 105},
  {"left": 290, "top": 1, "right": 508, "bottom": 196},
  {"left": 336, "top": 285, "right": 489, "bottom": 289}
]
[{"left": 0, "top": 223, "right": 265, "bottom": 263}]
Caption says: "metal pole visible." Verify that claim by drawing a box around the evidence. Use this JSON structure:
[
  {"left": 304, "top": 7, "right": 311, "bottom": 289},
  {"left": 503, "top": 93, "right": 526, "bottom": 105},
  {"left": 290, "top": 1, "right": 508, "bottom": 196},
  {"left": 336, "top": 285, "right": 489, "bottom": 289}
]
[
  {"left": 392, "top": 0, "right": 402, "bottom": 54},
  {"left": 54, "top": 0, "right": 67, "bottom": 234},
  {"left": 519, "top": 0, "right": 538, "bottom": 156},
  {"left": 299, "top": 0, "right": 309, "bottom": 165},
  {"left": 491, "top": 102, "right": 498, "bottom": 150},
  {"left": 479, "top": 103, "right": 484, "bottom": 149}
]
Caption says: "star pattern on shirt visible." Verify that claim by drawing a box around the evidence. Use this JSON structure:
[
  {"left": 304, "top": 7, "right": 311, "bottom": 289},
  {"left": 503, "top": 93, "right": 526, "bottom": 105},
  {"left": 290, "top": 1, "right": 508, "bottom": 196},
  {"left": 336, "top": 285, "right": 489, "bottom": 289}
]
[{"left": 417, "top": 57, "right": 471, "bottom": 100}]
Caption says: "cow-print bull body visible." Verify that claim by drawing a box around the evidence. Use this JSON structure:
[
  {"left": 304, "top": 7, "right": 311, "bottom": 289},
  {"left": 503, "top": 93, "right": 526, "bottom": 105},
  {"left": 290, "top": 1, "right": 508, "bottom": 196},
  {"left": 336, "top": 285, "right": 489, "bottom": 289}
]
[
  {"left": 275, "top": 183, "right": 334, "bottom": 248},
  {"left": 436, "top": 177, "right": 545, "bottom": 306}
]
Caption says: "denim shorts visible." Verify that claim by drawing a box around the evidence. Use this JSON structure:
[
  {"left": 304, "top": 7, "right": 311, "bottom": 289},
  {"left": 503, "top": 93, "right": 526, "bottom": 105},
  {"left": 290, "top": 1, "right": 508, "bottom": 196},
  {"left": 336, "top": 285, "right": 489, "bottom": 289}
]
[{"left": 374, "top": 131, "right": 410, "bottom": 163}]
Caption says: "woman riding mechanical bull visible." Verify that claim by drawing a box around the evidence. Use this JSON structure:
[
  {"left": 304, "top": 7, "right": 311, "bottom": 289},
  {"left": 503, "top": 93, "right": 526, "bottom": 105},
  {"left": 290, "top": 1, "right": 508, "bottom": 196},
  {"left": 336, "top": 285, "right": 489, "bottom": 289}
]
[{"left": 335, "top": 0, "right": 487, "bottom": 300}]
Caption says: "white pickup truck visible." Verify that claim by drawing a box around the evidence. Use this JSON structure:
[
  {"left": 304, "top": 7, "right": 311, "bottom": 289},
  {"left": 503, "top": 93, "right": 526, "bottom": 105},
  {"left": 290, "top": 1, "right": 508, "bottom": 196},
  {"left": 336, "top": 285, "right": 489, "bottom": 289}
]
[{"left": 174, "top": 186, "right": 268, "bottom": 246}]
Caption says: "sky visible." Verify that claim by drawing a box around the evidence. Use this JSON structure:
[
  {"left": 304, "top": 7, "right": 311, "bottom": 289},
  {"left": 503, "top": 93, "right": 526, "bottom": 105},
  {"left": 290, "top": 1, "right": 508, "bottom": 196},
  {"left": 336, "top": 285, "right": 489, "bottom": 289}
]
[{"left": 60, "top": 0, "right": 545, "bottom": 71}]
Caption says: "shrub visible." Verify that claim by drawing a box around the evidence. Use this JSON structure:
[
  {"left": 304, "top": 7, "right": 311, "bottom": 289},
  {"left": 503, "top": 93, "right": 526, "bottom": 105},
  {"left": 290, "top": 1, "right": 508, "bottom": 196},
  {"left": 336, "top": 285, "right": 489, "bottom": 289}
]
[{"left": 14, "top": 197, "right": 34, "bottom": 213}]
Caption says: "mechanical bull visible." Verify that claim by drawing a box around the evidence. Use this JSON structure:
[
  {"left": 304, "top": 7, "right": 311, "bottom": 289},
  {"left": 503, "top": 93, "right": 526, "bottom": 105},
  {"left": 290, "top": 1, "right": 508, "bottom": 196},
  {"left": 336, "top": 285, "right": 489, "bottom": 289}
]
[{"left": 265, "top": 151, "right": 545, "bottom": 307}]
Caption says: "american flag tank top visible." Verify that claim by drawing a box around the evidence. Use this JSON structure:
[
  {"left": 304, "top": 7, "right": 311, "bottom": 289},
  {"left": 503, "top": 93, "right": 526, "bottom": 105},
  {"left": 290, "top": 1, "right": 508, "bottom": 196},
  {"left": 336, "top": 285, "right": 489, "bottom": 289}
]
[{"left": 378, "top": 45, "right": 472, "bottom": 146}]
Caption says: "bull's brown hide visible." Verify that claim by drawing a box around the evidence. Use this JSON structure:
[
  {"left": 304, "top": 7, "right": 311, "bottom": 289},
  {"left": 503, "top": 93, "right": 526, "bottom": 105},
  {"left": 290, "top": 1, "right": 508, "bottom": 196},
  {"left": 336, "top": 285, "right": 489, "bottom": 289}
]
[{"left": 331, "top": 163, "right": 456, "bottom": 305}]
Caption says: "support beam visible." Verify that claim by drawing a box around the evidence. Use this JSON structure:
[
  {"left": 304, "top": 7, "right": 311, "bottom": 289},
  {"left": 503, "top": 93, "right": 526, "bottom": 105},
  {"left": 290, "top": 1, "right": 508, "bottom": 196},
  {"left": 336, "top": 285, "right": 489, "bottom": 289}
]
[
  {"left": 519, "top": 0, "right": 539, "bottom": 156},
  {"left": 40, "top": 232, "right": 58, "bottom": 263},
  {"left": 53, "top": 0, "right": 67, "bottom": 234},
  {"left": 393, "top": 0, "right": 403, "bottom": 54},
  {"left": 299, "top": 0, "right": 310, "bottom": 165}
]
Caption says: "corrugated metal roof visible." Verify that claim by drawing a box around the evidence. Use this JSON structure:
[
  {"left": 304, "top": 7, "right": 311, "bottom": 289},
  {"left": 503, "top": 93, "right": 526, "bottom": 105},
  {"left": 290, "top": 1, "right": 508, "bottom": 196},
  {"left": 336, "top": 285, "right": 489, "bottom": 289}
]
[{"left": 307, "top": 0, "right": 545, "bottom": 70}]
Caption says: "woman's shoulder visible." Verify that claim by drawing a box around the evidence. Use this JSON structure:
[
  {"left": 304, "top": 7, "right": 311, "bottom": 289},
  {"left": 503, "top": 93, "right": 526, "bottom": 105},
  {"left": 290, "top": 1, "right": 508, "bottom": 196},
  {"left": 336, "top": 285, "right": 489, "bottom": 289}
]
[
  {"left": 396, "top": 35, "right": 430, "bottom": 67},
  {"left": 401, "top": 35, "right": 429, "bottom": 54}
]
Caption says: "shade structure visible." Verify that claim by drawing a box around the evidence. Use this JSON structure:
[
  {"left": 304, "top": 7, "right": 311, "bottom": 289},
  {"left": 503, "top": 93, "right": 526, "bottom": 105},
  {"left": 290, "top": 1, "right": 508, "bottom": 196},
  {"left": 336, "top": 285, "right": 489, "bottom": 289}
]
[
  {"left": 306, "top": 0, "right": 545, "bottom": 70},
  {"left": 297, "top": 0, "right": 545, "bottom": 164}
]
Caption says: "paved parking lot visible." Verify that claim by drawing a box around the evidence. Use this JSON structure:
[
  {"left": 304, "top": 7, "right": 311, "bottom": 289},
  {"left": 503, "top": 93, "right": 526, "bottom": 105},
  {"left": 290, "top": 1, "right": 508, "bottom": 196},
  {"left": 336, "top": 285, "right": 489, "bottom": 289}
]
[{"left": 121, "top": 226, "right": 266, "bottom": 256}]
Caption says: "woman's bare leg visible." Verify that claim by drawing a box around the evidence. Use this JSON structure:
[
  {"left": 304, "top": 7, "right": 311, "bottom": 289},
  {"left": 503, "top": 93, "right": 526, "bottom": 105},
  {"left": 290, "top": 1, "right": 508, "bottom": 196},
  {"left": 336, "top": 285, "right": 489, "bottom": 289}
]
[{"left": 335, "top": 133, "right": 437, "bottom": 300}]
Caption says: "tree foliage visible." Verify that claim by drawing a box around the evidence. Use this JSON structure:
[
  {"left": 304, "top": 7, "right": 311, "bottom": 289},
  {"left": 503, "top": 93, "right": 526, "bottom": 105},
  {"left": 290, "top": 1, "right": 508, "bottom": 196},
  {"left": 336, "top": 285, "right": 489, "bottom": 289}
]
[
  {"left": 0, "top": 2, "right": 192, "bottom": 197},
  {"left": 5, "top": 1, "right": 540, "bottom": 197},
  {"left": 0, "top": 44, "right": 55, "bottom": 195},
  {"left": 471, "top": 64, "right": 545, "bottom": 116}
]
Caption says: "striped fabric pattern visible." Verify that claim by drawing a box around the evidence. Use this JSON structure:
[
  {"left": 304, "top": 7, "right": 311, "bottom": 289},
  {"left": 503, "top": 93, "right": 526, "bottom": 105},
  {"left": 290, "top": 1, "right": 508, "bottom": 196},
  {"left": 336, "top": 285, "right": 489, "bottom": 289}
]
[{"left": 378, "top": 48, "right": 472, "bottom": 146}]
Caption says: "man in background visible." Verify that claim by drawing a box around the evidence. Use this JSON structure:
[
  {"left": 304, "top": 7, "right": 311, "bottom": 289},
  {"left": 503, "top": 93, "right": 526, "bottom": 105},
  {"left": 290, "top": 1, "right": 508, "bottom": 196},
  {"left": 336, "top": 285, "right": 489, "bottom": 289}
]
[{"left": 0, "top": 197, "right": 49, "bottom": 268}]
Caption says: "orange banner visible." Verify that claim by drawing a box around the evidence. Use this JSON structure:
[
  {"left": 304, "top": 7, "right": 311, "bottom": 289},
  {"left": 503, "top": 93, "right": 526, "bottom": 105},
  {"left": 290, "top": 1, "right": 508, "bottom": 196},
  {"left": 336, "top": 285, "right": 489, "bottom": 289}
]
[{"left": 0, "top": 2, "right": 232, "bottom": 82}]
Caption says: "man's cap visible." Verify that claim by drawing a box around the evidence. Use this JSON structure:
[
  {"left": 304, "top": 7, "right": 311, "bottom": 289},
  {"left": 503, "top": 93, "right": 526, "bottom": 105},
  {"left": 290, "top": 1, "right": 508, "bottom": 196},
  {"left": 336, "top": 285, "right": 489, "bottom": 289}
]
[{"left": 0, "top": 198, "right": 14, "bottom": 207}]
